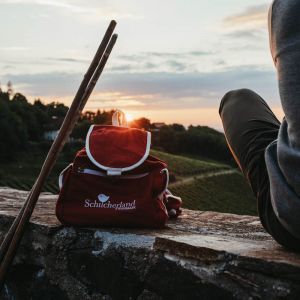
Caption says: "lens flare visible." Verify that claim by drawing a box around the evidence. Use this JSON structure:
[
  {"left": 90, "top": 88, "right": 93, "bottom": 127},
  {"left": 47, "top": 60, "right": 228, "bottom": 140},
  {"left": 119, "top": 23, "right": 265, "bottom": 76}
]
[{"left": 125, "top": 113, "right": 134, "bottom": 122}]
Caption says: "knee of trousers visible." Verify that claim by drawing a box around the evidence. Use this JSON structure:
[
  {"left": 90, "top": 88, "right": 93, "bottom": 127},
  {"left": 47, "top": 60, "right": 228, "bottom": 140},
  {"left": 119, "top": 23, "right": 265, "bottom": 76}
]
[{"left": 219, "top": 88, "right": 256, "bottom": 117}]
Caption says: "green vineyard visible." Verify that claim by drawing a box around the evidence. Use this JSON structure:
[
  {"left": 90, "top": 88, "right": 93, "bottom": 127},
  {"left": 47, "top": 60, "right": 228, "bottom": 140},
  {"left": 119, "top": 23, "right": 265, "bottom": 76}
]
[
  {"left": 0, "top": 177, "right": 58, "bottom": 194},
  {"left": 1, "top": 148, "right": 231, "bottom": 192},
  {"left": 151, "top": 149, "right": 230, "bottom": 176},
  {"left": 0, "top": 144, "right": 69, "bottom": 194},
  {"left": 170, "top": 172, "right": 256, "bottom": 215}
]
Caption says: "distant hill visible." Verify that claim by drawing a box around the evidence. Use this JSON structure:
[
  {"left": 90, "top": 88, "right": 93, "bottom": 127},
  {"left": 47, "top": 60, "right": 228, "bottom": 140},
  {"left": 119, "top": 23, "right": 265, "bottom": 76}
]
[{"left": 151, "top": 149, "right": 230, "bottom": 176}]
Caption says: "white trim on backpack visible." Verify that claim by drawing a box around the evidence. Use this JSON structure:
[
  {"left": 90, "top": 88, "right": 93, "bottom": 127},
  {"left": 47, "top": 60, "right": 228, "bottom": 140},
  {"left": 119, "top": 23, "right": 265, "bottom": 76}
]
[
  {"left": 58, "top": 164, "right": 73, "bottom": 190},
  {"left": 78, "top": 168, "right": 149, "bottom": 179},
  {"left": 85, "top": 125, "right": 152, "bottom": 176}
]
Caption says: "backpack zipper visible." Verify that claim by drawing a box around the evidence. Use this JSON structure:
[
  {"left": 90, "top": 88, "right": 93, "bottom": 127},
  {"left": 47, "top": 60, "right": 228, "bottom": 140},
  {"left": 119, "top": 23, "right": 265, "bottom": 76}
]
[{"left": 77, "top": 167, "right": 149, "bottom": 179}]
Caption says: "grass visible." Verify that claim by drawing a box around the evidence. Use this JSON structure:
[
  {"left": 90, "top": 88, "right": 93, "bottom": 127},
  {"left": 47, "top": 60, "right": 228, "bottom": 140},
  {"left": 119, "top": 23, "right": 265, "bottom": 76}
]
[
  {"left": 151, "top": 149, "right": 230, "bottom": 177},
  {"left": 170, "top": 172, "right": 257, "bottom": 216}
]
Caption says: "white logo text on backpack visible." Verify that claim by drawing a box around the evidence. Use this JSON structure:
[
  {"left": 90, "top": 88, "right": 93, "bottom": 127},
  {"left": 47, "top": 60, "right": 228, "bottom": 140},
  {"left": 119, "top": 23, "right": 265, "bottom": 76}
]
[{"left": 84, "top": 193, "right": 136, "bottom": 210}]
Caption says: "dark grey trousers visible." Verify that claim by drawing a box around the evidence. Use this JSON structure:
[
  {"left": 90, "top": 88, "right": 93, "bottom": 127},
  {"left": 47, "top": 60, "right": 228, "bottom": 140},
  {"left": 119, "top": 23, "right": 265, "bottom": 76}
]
[{"left": 219, "top": 88, "right": 300, "bottom": 251}]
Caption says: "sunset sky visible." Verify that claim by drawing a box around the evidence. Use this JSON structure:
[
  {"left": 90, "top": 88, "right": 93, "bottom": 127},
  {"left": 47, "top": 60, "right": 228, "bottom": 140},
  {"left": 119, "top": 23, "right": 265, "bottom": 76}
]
[{"left": 0, "top": 0, "right": 282, "bottom": 129}]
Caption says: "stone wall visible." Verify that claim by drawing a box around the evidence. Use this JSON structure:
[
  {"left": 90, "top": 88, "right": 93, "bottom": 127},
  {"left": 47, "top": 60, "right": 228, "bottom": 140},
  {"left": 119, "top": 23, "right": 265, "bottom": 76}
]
[{"left": 0, "top": 187, "right": 299, "bottom": 300}]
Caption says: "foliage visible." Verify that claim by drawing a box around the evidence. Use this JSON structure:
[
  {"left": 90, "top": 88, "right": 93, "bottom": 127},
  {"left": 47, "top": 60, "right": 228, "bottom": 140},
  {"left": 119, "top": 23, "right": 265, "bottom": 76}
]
[
  {"left": 0, "top": 93, "right": 28, "bottom": 161},
  {"left": 130, "top": 117, "right": 151, "bottom": 130},
  {"left": 0, "top": 87, "right": 232, "bottom": 164},
  {"left": 0, "top": 90, "right": 114, "bottom": 161},
  {"left": 0, "top": 90, "right": 70, "bottom": 161},
  {"left": 152, "top": 124, "right": 233, "bottom": 164},
  {"left": 170, "top": 172, "right": 256, "bottom": 215},
  {"left": 72, "top": 110, "right": 115, "bottom": 139}
]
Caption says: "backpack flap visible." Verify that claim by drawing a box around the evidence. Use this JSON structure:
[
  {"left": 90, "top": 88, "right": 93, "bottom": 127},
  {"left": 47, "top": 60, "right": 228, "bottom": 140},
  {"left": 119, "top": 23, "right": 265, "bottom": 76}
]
[{"left": 86, "top": 125, "right": 151, "bottom": 175}]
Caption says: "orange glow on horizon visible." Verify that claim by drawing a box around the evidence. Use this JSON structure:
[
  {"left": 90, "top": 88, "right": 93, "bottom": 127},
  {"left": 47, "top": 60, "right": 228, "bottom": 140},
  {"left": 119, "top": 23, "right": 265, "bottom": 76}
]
[{"left": 26, "top": 94, "right": 285, "bottom": 130}]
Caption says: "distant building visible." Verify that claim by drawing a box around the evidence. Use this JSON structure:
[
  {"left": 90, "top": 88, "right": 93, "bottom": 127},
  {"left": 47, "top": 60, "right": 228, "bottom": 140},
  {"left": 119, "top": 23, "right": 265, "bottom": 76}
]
[
  {"left": 152, "top": 122, "right": 165, "bottom": 129},
  {"left": 151, "top": 122, "right": 166, "bottom": 132},
  {"left": 43, "top": 116, "right": 63, "bottom": 141},
  {"left": 44, "top": 130, "right": 59, "bottom": 141}
]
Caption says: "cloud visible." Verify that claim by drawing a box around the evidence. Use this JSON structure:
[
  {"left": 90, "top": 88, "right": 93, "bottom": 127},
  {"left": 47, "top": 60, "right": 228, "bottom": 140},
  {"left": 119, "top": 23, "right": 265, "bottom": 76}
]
[
  {"left": 109, "top": 64, "right": 135, "bottom": 72},
  {"left": 0, "top": 48, "right": 214, "bottom": 76},
  {"left": 2, "top": 65, "right": 15, "bottom": 70},
  {"left": 224, "top": 4, "right": 269, "bottom": 28},
  {"left": 1, "top": 65, "right": 280, "bottom": 111},
  {"left": 189, "top": 51, "right": 212, "bottom": 56},
  {"left": 146, "top": 51, "right": 213, "bottom": 58},
  {"left": 0, "top": 0, "right": 142, "bottom": 21},
  {"left": 0, "top": 46, "right": 30, "bottom": 51},
  {"left": 45, "top": 57, "right": 89, "bottom": 63},
  {"left": 225, "top": 29, "right": 265, "bottom": 40},
  {"left": 118, "top": 51, "right": 213, "bottom": 62},
  {"left": 221, "top": 4, "right": 269, "bottom": 51},
  {"left": 143, "top": 62, "right": 156, "bottom": 69},
  {"left": 0, "top": 0, "right": 84, "bottom": 12},
  {"left": 165, "top": 60, "right": 188, "bottom": 72},
  {"left": 111, "top": 50, "right": 214, "bottom": 73}
]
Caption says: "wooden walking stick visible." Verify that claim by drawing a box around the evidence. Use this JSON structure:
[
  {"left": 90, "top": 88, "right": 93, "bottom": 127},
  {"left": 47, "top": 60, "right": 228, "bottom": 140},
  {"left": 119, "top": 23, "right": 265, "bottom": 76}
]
[{"left": 0, "top": 20, "right": 118, "bottom": 288}]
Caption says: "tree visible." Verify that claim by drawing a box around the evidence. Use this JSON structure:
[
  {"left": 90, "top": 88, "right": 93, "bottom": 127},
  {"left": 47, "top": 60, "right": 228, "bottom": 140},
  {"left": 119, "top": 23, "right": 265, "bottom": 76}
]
[
  {"left": 0, "top": 97, "right": 27, "bottom": 161},
  {"left": 94, "top": 109, "right": 114, "bottom": 125},
  {"left": 130, "top": 117, "right": 151, "bottom": 130},
  {"left": 10, "top": 93, "right": 41, "bottom": 141},
  {"left": 7, "top": 81, "right": 13, "bottom": 99},
  {"left": 170, "top": 123, "right": 186, "bottom": 132},
  {"left": 46, "top": 102, "right": 68, "bottom": 119}
]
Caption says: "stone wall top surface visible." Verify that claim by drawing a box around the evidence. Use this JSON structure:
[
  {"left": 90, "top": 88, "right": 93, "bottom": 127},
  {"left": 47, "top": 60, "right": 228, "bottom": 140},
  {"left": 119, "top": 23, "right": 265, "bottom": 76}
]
[{"left": 0, "top": 187, "right": 299, "bottom": 268}]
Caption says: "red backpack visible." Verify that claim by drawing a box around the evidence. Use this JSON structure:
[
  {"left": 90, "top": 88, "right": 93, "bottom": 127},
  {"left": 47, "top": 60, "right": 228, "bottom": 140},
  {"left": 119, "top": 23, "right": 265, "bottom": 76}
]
[{"left": 56, "top": 111, "right": 182, "bottom": 228}]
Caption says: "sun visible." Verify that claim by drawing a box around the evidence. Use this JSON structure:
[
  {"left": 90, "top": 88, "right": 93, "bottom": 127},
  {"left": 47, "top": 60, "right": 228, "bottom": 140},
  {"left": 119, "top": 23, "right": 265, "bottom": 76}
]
[{"left": 125, "top": 113, "right": 134, "bottom": 122}]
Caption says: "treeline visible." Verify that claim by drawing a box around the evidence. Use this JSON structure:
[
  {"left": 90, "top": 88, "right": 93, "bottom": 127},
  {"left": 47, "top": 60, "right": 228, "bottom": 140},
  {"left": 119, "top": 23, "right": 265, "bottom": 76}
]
[
  {"left": 0, "top": 90, "right": 68, "bottom": 160},
  {"left": 153, "top": 124, "right": 232, "bottom": 163},
  {"left": 0, "top": 89, "right": 232, "bottom": 164}
]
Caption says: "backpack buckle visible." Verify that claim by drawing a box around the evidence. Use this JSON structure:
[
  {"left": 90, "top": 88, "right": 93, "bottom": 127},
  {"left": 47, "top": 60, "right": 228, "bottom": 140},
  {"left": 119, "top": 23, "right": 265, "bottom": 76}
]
[{"left": 107, "top": 170, "right": 122, "bottom": 176}]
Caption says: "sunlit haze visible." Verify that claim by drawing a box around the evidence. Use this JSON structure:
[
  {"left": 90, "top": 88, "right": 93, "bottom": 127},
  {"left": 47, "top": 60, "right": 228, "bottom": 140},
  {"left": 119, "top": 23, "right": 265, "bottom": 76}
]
[{"left": 0, "top": 0, "right": 283, "bottom": 130}]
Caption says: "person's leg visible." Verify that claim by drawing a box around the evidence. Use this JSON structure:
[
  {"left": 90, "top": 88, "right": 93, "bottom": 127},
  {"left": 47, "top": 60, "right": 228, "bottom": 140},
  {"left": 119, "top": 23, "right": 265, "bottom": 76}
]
[{"left": 219, "top": 88, "right": 300, "bottom": 250}]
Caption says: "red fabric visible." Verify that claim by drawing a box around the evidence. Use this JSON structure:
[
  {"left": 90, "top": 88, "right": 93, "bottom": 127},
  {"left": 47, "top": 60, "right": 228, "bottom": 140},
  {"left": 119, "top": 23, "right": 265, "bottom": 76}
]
[{"left": 87, "top": 125, "right": 149, "bottom": 169}]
